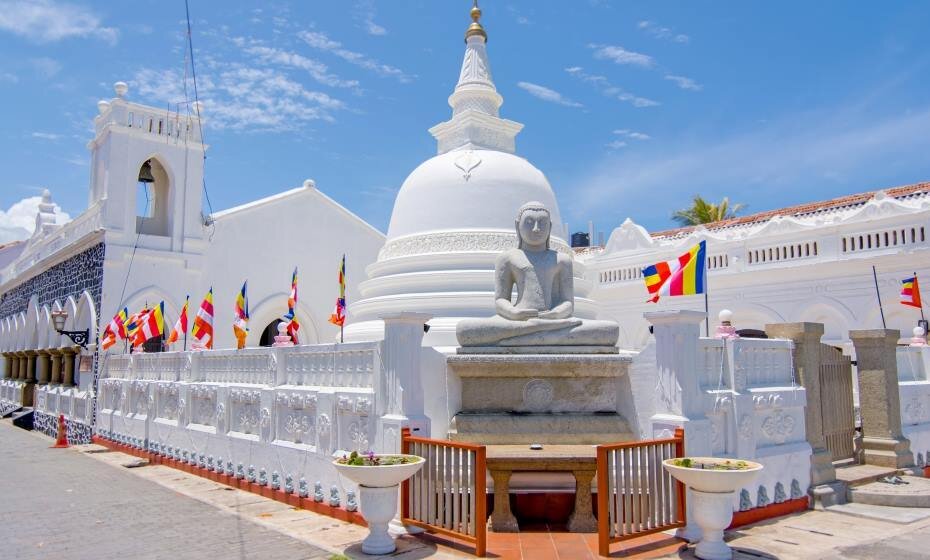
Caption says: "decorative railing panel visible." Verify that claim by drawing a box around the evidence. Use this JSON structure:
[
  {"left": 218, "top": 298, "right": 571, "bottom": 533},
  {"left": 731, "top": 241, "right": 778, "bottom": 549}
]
[
  {"left": 732, "top": 338, "right": 794, "bottom": 389},
  {"left": 282, "top": 342, "right": 380, "bottom": 388},
  {"left": 597, "top": 428, "right": 686, "bottom": 557},
  {"left": 401, "top": 429, "right": 487, "bottom": 557},
  {"left": 198, "top": 351, "right": 275, "bottom": 385},
  {"left": 698, "top": 338, "right": 727, "bottom": 389}
]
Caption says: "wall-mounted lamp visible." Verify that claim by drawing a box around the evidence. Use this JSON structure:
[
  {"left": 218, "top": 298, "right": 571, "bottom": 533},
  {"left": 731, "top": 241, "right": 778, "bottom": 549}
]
[{"left": 50, "top": 310, "right": 89, "bottom": 349}]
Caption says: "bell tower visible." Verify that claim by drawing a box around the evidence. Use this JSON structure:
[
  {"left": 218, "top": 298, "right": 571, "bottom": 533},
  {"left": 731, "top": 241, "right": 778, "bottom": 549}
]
[{"left": 87, "top": 81, "right": 207, "bottom": 253}]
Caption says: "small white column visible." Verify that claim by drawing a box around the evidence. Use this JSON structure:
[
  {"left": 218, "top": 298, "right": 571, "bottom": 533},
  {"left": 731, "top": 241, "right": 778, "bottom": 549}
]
[
  {"left": 645, "top": 309, "right": 712, "bottom": 543},
  {"left": 377, "top": 313, "right": 432, "bottom": 452}
]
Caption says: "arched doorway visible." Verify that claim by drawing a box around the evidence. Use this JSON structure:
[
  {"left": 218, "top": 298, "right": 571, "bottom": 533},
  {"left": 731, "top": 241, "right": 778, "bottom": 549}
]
[{"left": 259, "top": 319, "right": 296, "bottom": 347}]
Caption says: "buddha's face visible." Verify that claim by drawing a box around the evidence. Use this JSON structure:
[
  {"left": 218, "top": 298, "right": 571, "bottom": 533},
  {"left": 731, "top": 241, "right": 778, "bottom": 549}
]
[{"left": 517, "top": 208, "right": 551, "bottom": 249}]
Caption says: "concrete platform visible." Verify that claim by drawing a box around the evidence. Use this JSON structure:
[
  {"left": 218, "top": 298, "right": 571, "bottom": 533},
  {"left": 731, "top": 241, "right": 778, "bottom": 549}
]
[
  {"left": 848, "top": 476, "right": 930, "bottom": 507},
  {"left": 825, "top": 502, "right": 930, "bottom": 523}
]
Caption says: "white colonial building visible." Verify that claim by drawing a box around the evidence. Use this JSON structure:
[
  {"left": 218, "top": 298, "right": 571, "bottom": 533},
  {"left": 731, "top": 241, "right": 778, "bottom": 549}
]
[
  {"left": 0, "top": 83, "right": 383, "bottom": 438},
  {"left": 581, "top": 185, "right": 930, "bottom": 352}
]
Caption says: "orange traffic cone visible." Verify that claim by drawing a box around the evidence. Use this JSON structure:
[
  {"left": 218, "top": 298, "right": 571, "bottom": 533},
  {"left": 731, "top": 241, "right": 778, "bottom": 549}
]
[{"left": 51, "top": 414, "right": 69, "bottom": 448}]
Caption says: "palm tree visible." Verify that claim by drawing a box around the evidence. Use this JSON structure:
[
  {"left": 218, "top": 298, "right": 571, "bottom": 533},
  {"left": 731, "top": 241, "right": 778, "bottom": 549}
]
[{"left": 672, "top": 195, "right": 745, "bottom": 226}]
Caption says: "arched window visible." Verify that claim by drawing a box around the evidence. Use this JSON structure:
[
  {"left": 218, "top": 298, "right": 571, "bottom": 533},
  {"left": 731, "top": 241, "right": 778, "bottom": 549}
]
[{"left": 259, "top": 319, "right": 296, "bottom": 347}]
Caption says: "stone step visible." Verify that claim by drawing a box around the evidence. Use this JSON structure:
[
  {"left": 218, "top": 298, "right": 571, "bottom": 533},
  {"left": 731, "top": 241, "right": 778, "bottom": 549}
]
[
  {"left": 11, "top": 407, "right": 34, "bottom": 430},
  {"left": 834, "top": 463, "right": 902, "bottom": 487},
  {"left": 847, "top": 476, "right": 930, "bottom": 508},
  {"left": 449, "top": 412, "right": 633, "bottom": 444}
]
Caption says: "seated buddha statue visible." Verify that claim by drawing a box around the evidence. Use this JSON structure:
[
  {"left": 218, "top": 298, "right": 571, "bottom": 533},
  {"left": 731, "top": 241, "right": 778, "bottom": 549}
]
[{"left": 456, "top": 201, "right": 619, "bottom": 350}]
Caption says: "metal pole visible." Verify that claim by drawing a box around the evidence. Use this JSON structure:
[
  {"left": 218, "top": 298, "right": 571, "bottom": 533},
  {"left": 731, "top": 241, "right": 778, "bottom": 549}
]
[
  {"left": 704, "top": 264, "right": 710, "bottom": 337},
  {"left": 872, "top": 266, "right": 887, "bottom": 329}
]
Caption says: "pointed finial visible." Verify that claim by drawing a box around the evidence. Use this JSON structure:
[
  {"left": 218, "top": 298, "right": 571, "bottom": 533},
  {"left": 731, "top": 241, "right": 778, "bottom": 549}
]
[{"left": 465, "top": 0, "right": 487, "bottom": 42}]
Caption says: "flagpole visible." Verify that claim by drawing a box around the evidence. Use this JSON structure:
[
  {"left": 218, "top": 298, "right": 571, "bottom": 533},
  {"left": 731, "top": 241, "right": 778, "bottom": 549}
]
[
  {"left": 341, "top": 254, "right": 346, "bottom": 344},
  {"left": 704, "top": 260, "right": 710, "bottom": 337},
  {"left": 872, "top": 265, "right": 887, "bottom": 329},
  {"left": 916, "top": 272, "right": 926, "bottom": 322}
]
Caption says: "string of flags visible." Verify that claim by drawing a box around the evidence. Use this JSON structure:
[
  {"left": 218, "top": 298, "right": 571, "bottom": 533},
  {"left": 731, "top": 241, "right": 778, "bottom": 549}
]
[{"left": 98, "top": 257, "right": 347, "bottom": 352}]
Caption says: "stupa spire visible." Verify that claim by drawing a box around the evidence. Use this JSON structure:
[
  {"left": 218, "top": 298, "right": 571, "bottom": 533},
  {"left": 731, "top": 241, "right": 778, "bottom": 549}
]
[{"left": 429, "top": 1, "right": 523, "bottom": 154}]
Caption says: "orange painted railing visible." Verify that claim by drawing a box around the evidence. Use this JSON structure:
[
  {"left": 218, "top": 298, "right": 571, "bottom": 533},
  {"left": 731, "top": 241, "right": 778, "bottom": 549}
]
[
  {"left": 401, "top": 428, "right": 487, "bottom": 557},
  {"left": 596, "top": 428, "right": 686, "bottom": 557}
]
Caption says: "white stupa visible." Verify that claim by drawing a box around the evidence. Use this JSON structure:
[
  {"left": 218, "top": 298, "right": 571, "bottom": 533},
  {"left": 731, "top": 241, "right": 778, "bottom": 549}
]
[{"left": 346, "top": 3, "right": 597, "bottom": 346}]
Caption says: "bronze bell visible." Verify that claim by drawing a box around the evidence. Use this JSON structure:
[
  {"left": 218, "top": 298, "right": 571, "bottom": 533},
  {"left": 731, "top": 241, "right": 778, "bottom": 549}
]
[{"left": 137, "top": 160, "right": 155, "bottom": 183}]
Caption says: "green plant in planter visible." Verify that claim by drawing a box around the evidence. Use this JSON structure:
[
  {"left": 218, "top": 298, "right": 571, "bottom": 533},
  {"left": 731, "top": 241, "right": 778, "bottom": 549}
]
[{"left": 336, "top": 450, "right": 416, "bottom": 466}]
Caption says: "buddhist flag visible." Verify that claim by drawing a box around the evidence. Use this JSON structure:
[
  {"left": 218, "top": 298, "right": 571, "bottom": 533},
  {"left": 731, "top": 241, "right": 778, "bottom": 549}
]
[
  {"left": 167, "top": 296, "right": 189, "bottom": 345},
  {"left": 191, "top": 288, "right": 215, "bottom": 349},
  {"left": 125, "top": 307, "right": 148, "bottom": 345},
  {"left": 282, "top": 268, "right": 300, "bottom": 343},
  {"left": 329, "top": 255, "right": 346, "bottom": 327},
  {"left": 901, "top": 275, "right": 922, "bottom": 308},
  {"left": 132, "top": 301, "right": 165, "bottom": 347},
  {"left": 233, "top": 281, "right": 249, "bottom": 339},
  {"left": 642, "top": 240, "right": 707, "bottom": 303},
  {"left": 101, "top": 307, "right": 129, "bottom": 350}
]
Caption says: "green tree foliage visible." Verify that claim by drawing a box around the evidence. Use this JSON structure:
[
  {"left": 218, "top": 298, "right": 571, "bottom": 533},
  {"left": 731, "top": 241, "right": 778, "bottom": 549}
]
[{"left": 672, "top": 195, "right": 745, "bottom": 226}]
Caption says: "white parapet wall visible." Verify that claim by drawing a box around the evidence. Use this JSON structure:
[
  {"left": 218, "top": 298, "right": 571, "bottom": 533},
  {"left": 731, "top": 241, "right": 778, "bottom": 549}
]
[
  {"left": 897, "top": 345, "right": 930, "bottom": 468},
  {"left": 641, "top": 311, "right": 811, "bottom": 517},
  {"left": 94, "top": 341, "right": 408, "bottom": 498}
]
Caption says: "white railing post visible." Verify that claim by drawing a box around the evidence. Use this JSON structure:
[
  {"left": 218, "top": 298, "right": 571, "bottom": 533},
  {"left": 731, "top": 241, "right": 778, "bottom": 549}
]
[{"left": 377, "top": 312, "right": 432, "bottom": 452}]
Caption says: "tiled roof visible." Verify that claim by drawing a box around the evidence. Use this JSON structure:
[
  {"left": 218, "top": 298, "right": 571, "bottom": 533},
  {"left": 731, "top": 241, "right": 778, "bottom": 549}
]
[{"left": 650, "top": 181, "right": 930, "bottom": 239}]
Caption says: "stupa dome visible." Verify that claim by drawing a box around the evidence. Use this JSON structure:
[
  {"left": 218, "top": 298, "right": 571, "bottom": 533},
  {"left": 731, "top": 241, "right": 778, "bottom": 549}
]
[{"left": 387, "top": 149, "right": 564, "bottom": 241}]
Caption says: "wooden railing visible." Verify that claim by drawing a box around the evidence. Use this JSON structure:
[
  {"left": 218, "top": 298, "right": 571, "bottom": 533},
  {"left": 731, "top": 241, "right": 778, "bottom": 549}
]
[
  {"left": 401, "top": 428, "right": 487, "bottom": 557},
  {"left": 597, "top": 428, "right": 686, "bottom": 557}
]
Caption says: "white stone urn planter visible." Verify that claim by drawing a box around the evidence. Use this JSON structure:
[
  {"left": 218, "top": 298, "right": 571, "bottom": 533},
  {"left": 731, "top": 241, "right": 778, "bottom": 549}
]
[
  {"left": 663, "top": 457, "right": 764, "bottom": 560},
  {"left": 333, "top": 453, "right": 425, "bottom": 555}
]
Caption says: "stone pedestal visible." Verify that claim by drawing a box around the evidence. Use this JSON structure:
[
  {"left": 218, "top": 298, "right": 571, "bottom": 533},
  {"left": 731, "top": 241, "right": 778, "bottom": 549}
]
[
  {"left": 850, "top": 329, "right": 913, "bottom": 468},
  {"left": 447, "top": 353, "right": 632, "bottom": 444},
  {"left": 766, "top": 322, "right": 837, "bottom": 491}
]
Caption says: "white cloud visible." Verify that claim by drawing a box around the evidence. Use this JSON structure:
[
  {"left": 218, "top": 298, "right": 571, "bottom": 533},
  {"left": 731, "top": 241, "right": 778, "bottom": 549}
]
[
  {"left": 0, "top": 0, "right": 118, "bottom": 44},
  {"left": 606, "top": 140, "right": 627, "bottom": 150},
  {"left": 131, "top": 63, "right": 346, "bottom": 133},
  {"left": 665, "top": 74, "right": 702, "bottom": 91},
  {"left": 571, "top": 104, "right": 930, "bottom": 225},
  {"left": 517, "top": 82, "right": 583, "bottom": 108},
  {"left": 0, "top": 72, "right": 16, "bottom": 83},
  {"left": 31, "top": 57, "right": 61, "bottom": 78},
  {"left": 355, "top": 0, "right": 387, "bottom": 36},
  {"left": 589, "top": 44, "right": 654, "bottom": 68},
  {"left": 638, "top": 20, "right": 689, "bottom": 44},
  {"left": 241, "top": 42, "right": 360, "bottom": 90},
  {"left": 565, "top": 67, "right": 659, "bottom": 108},
  {"left": 31, "top": 132, "right": 61, "bottom": 140},
  {"left": 614, "top": 129, "right": 651, "bottom": 140},
  {"left": 0, "top": 194, "right": 71, "bottom": 243},
  {"left": 298, "top": 30, "right": 412, "bottom": 82}
]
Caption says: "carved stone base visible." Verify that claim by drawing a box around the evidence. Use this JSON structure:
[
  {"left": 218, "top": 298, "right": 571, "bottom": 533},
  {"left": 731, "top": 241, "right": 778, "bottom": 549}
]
[
  {"left": 450, "top": 412, "right": 633, "bottom": 444},
  {"left": 861, "top": 436, "right": 914, "bottom": 468}
]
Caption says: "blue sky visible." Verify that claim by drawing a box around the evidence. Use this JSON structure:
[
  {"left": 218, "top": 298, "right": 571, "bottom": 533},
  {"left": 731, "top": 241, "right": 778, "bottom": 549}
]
[{"left": 1, "top": 0, "right": 929, "bottom": 243}]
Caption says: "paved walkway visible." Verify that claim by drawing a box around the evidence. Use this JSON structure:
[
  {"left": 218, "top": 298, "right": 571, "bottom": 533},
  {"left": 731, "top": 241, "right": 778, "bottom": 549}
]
[
  {"left": 4, "top": 419, "right": 930, "bottom": 559},
  {"left": 0, "top": 420, "right": 332, "bottom": 560}
]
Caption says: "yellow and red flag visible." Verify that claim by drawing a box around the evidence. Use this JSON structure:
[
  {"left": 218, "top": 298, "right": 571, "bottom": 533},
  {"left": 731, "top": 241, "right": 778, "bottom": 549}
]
[
  {"left": 642, "top": 241, "right": 707, "bottom": 303},
  {"left": 233, "top": 281, "right": 249, "bottom": 341},
  {"left": 100, "top": 307, "right": 128, "bottom": 350},
  {"left": 191, "top": 288, "right": 215, "bottom": 349},
  {"left": 328, "top": 256, "right": 346, "bottom": 327},
  {"left": 901, "top": 275, "right": 922, "bottom": 308},
  {"left": 167, "top": 296, "right": 189, "bottom": 345}
]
